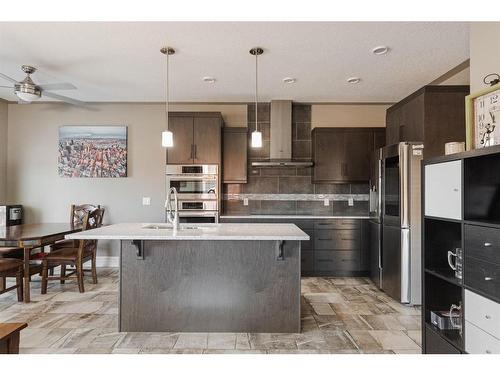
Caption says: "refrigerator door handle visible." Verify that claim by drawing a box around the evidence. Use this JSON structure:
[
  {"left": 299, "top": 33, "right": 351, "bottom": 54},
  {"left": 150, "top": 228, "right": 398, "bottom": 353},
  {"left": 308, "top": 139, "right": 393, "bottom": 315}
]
[
  {"left": 399, "top": 143, "right": 410, "bottom": 228},
  {"left": 401, "top": 228, "right": 411, "bottom": 304}
]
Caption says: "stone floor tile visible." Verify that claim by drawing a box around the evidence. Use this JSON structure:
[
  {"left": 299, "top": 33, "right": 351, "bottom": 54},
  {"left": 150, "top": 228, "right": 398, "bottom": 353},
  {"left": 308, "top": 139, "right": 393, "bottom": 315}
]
[
  {"left": 406, "top": 330, "right": 422, "bottom": 346},
  {"left": 368, "top": 330, "right": 421, "bottom": 350},
  {"left": 311, "top": 303, "right": 336, "bottom": 315},
  {"left": 173, "top": 333, "right": 208, "bottom": 349},
  {"left": 207, "top": 333, "right": 237, "bottom": 349}
]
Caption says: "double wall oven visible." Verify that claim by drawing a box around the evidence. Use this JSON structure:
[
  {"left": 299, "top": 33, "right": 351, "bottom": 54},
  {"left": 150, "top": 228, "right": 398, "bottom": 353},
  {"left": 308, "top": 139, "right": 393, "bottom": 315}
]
[{"left": 166, "top": 165, "right": 219, "bottom": 223}]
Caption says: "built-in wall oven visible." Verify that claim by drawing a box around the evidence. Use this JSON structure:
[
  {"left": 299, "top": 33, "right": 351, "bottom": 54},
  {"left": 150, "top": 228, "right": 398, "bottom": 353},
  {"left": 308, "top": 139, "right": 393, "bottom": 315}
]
[{"left": 166, "top": 165, "right": 219, "bottom": 223}]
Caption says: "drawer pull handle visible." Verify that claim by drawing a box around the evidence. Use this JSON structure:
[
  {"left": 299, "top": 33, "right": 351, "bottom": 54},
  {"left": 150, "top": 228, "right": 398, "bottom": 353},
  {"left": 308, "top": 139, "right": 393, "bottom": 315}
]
[
  {"left": 318, "top": 238, "right": 332, "bottom": 241},
  {"left": 485, "top": 276, "right": 493, "bottom": 281},
  {"left": 484, "top": 242, "right": 493, "bottom": 247},
  {"left": 317, "top": 259, "right": 333, "bottom": 263},
  {"left": 485, "top": 315, "right": 492, "bottom": 319}
]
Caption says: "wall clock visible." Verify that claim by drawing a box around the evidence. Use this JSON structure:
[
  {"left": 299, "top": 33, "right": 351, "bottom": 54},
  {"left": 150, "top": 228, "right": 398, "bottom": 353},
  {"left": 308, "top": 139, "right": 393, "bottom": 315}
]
[{"left": 466, "top": 78, "right": 500, "bottom": 150}]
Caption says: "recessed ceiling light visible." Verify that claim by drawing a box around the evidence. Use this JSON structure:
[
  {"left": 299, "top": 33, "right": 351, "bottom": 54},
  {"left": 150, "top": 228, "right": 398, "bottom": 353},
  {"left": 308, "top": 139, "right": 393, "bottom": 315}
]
[
  {"left": 372, "top": 46, "right": 389, "bottom": 55},
  {"left": 283, "top": 77, "right": 296, "bottom": 84},
  {"left": 202, "top": 76, "right": 216, "bottom": 83},
  {"left": 347, "top": 77, "right": 361, "bottom": 84}
]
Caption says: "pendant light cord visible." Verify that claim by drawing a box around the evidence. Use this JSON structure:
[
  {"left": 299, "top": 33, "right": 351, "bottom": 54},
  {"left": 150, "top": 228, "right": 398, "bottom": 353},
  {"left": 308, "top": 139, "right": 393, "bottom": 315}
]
[
  {"left": 165, "top": 51, "right": 170, "bottom": 131},
  {"left": 255, "top": 52, "right": 258, "bottom": 132}
]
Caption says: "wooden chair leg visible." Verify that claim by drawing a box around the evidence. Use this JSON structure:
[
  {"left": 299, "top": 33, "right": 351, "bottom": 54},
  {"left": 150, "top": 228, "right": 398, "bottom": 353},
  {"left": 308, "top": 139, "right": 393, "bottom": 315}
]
[
  {"left": 91, "top": 253, "right": 98, "bottom": 284},
  {"left": 16, "top": 269, "right": 23, "bottom": 302},
  {"left": 41, "top": 261, "right": 48, "bottom": 294},
  {"left": 60, "top": 265, "right": 66, "bottom": 284},
  {"left": 0, "top": 276, "right": 5, "bottom": 292},
  {"left": 76, "top": 262, "right": 84, "bottom": 293}
]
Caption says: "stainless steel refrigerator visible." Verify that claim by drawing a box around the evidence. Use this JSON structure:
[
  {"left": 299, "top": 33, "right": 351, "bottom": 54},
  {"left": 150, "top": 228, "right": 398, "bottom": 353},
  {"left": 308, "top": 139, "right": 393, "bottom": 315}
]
[
  {"left": 369, "top": 148, "right": 383, "bottom": 289},
  {"left": 381, "top": 142, "right": 423, "bottom": 305}
]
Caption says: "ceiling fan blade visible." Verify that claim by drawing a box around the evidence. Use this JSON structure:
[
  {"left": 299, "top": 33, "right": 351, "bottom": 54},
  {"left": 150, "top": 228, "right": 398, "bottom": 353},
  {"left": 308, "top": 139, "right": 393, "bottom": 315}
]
[
  {"left": 42, "top": 91, "right": 86, "bottom": 106},
  {"left": 38, "top": 82, "right": 77, "bottom": 91},
  {"left": 0, "top": 85, "right": 13, "bottom": 89},
  {"left": 17, "top": 99, "right": 31, "bottom": 105},
  {"left": 0, "top": 72, "right": 19, "bottom": 84}
]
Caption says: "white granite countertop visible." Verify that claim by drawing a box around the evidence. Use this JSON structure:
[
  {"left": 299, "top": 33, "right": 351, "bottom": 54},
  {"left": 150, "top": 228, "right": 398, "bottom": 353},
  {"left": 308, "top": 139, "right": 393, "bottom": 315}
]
[
  {"left": 66, "top": 223, "right": 309, "bottom": 241},
  {"left": 220, "top": 215, "right": 371, "bottom": 219}
]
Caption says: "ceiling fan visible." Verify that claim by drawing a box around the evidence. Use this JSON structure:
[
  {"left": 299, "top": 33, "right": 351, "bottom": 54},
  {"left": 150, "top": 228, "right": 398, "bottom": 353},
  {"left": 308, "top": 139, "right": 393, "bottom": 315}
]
[{"left": 0, "top": 65, "right": 85, "bottom": 106}]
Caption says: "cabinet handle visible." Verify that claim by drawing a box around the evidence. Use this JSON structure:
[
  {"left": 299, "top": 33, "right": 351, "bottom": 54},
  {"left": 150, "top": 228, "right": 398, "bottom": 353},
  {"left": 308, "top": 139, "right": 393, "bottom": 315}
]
[
  {"left": 318, "top": 238, "right": 332, "bottom": 241},
  {"left": 453, "top": 188, "right": 459, "bottom": 192},
  {"left": 190, "top": 144, "right": 194, "bottom": 159},
  {"left": 485, "top": 315, "right": 492, "bottom": 319},
  {"left": 484, "top": 242, "right": 492, "bottom": 247},
  {"left": 485, "top": 276, "right": 493, "bottom": 281},
  {"left": 486, "top": 350, "right": 492, "bottom": 354},
  {"left": 194, "top": 144, "right": 197, "bottom": 160},
  {"left": 317, "top": 259, "right": 333, "bottom": 263}
]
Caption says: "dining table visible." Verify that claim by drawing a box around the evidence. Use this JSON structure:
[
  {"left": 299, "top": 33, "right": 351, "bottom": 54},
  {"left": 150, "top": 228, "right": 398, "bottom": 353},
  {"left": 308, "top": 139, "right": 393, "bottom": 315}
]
[{"left": 0, "top": 223, "right": 82, "bottom": 302}]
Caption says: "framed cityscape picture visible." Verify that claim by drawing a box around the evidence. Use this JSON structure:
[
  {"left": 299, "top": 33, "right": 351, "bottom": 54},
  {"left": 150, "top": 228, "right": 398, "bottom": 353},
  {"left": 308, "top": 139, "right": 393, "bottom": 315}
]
[{"left": 58, "top": 126, "right": 128, "bottom": 178}]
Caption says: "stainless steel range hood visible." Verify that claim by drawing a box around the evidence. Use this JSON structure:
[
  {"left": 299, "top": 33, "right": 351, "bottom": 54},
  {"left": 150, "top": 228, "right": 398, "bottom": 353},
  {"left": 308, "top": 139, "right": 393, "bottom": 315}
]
[{"left": 251, "top": 100, "right": 313, "bottom": 168}]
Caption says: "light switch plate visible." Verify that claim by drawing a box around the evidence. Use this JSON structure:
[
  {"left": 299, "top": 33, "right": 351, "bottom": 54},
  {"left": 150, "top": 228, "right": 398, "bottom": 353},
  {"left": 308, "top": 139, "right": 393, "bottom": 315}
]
[
  {"left": 142, "top": 197, "right": 151, "bottom": 206},
  {"left": 348, "top": 198, "right": 354, "bottom": 206},
  {"left": 243, "top": 198, "right": 249, "bottom": 206},
  {"left": 323, "top": 198, "right": 330, "bottom": 206}
]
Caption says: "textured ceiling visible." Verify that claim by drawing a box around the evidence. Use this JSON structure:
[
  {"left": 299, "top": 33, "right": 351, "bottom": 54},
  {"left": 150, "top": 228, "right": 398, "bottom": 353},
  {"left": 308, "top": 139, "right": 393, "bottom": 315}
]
[{"left": 0, "top": 22, "right": 469, "bottom": 103}]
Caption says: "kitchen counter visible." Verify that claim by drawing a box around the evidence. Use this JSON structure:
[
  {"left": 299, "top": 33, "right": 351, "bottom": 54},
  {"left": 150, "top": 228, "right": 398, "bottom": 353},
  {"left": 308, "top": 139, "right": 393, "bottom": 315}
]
[
  {"left": 68, "top": 222, "right": 303, "bottom": 333},
  {"left": 66, "top": 222, "right": 308, "bottom": 241},
  {"left": 219, "top": 215, "right": 371, "bottom": 219}
]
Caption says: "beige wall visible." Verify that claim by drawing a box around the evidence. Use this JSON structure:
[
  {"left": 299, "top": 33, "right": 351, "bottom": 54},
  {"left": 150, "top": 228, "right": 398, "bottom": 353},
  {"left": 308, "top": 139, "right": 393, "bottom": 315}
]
[
  {"left": 311, "top": 104, "right": 390, "bottom": 128},
  {"left": 0, "top": 100, "right": 7, "bottom": 202},
  {"left": 470, "top": 23, "right": 500, "bottom": 92}
]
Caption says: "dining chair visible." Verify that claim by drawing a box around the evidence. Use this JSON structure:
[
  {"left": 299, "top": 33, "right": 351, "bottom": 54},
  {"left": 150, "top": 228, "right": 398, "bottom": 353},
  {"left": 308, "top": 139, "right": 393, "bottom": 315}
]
[
  {"left": 50, "top": 204, "right": 101, "bottom": 251},
  {"left": 0, "top": 259, "right": 24, "bottom": 302},
  {"left": 0, "top": 247, "right": 23, "bottom": 259},
  {"left": 41, "top": 208, "right": 104, "bottom": 294}
]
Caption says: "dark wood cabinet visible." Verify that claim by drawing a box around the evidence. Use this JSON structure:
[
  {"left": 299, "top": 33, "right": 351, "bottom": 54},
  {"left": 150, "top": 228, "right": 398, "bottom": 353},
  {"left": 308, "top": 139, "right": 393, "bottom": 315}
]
[
  {"left": 312, "top": 128, "right": 385, "bottom": 183},
  {"left": 220, "top": 217, "right": 370, "bottom": 277},
  {"left": 222, "top": 127, "right": 248, "bottom": 183},
  {"left": 386, "top": 85, "right": 469, "bottom": 159},
  {"left": 166, "top": 112, "right": 222, "bottom": 165}
]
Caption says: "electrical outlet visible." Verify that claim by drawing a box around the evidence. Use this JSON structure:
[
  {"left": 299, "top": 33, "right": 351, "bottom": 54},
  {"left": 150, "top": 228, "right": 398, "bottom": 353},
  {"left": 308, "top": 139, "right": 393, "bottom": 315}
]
[
  {"left": 142, "top": 197, "right": 151, "bottom": 206},
  {"left": 243, "top": 198, "right": 249, "bottom": 206},
  {"left": 323, "top": 198, "right": 330, "bottom": 206},
  {"left": 348, "top": 197, "right": 354, "bottom": 206}
]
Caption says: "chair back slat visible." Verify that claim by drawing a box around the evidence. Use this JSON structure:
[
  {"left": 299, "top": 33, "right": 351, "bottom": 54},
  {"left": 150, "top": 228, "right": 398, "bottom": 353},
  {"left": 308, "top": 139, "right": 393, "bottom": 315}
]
[
  {"left": 78, "top": 208, "right": 105, "bottom": 260},
  {"left": 70, "top": 204, "right": 101, "bottom": 226}
]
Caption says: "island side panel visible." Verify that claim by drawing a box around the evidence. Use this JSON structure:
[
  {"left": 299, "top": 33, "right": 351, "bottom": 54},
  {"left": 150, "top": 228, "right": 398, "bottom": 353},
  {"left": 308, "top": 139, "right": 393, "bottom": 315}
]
[{"left": 120, "top": 239, "right": 300, "bottom": 333}]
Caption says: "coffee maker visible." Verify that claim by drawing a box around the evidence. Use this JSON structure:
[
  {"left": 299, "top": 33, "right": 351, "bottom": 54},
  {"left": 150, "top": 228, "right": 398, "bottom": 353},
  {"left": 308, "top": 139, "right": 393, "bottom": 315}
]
[{"left": 0, "top": 205, "right": 23, "bottom": 226}]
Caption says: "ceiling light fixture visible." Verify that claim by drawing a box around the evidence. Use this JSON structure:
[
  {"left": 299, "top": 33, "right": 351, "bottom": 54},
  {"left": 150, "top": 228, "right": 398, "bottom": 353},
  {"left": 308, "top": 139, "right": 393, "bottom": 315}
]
[
  {"left": 202, "top": 76, "right": 216, "bottom": 83},
  {"left": 161, "top": 47, "right": 175, "bottom": 148},
  {"left": 250, "top": 47, "right": 264, "bottom": 148},
  {"left": 347, "top": 77, "right": 361, "bottom": 84},
  {"left": 283, "top": 77, "right": 296, "bottom": 84},
  {"left": 372, "top": 46, "right": 389, "bottom": 55}
]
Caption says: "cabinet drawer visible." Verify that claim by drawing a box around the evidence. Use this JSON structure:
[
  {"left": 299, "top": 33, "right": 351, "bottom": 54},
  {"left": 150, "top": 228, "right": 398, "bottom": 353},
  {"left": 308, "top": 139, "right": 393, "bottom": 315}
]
[
  {"left": 465, "top": 321, "right": 500, "bottom": 354},
  {"left": 465, "top": 225, "right": 500, "bottom": 265},
  {"left": 465, "top": 289, "right": 500, "bottom": 340},
  {"left": 314, "top": 251, "right": 359, "bottom": 272},
  {"left": 301, "top": 251, "right": 314, "bottom": 272},
  {"left": 314, "top": 219, "right": 361, "bottom": 230},
  {"left": 465, "top": 257, "right": 500, "bottom": 301},
  {"left": 315, "top": 229, "right": 360, "bottom": 250}
]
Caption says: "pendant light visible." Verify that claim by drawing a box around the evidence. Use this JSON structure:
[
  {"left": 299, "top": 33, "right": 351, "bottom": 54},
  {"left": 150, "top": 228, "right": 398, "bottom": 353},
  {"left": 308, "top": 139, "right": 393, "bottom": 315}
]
[
  {"left": 161, "top": 47, "right": 175, "bottom": 147},
  {"left": 250, "top": 47, "right": 263, "bottom": 148}
]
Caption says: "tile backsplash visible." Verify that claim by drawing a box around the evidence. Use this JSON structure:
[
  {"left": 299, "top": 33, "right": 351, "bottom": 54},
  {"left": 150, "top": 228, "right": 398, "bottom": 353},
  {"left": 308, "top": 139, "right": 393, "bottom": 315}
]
[{"left": 222, "top": 103, "right": 369, "bottom": 216}]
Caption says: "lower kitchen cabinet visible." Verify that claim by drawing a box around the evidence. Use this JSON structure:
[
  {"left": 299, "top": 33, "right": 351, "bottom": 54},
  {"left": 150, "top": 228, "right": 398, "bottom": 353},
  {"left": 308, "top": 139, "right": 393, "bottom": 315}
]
[{"left": 220, "top": 217, "right": 369, "bottom": 277}]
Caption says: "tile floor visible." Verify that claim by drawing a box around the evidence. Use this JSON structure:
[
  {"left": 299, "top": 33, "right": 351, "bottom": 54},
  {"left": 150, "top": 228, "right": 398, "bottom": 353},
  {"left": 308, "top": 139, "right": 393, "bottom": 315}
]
[{"left": 0, "top": 269, "right": 422, "bottom": 354}]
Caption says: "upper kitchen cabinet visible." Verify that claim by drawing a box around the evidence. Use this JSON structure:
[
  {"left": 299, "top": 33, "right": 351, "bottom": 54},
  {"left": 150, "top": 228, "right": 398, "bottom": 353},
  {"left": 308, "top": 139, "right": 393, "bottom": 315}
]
[
  {"left": 386, "top": 85, "right": 469, "bottom": 159},
  {"left": 222, "top": 127, "right": 248, "bottom": 183},
  {"left": 312, "top": 128, "right": 385, "bottom": 183},
  {"left": 166, "top": 112, "right": 222, "bottom": 165}
]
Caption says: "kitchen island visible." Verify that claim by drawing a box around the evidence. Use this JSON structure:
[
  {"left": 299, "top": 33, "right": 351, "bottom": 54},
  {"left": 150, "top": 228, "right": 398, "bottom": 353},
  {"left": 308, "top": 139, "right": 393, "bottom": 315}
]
[{"left": 67, "top": 223, "right": 308, "bottom": 333}]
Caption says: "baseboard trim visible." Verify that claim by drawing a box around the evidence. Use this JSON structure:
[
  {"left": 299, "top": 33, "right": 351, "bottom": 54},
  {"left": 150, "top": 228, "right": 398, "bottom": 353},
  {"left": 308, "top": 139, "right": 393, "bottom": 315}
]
[{"left": 96, "top": 256, "right": 119, "bottom": 268}]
